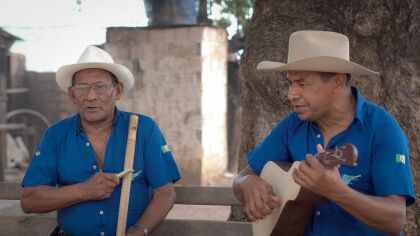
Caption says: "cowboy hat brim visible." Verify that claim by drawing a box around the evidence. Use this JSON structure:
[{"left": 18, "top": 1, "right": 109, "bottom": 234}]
[
  {"left": 56, "top": 62, "right": 134, "bottom": 94},
  {"left": 257, "top": 56, "right": 379, "bottom": 76}
]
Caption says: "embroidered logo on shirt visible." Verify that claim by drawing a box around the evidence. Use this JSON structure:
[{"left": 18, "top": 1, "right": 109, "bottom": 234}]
[
  {"left": 34, "top": 151, "right": 41, "bottom": 157},
  {"left": 161, "top": 145, "right": 170, "bottom": 154},
  {"left": 341, "top": 174, "right": 362, "bottom": 185},
  {"left": 396, "top": 154, "right": 406, "bottom": 164},
  {"left": 131, "top": 170, "right": 143, "bottom": 182}
]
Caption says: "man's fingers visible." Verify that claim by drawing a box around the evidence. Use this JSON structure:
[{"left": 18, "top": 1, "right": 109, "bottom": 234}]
[
  {"left": 260, "top": 188, "right": 278, "bottom": 210},
  {"left": 248, "top": 205, "right": 264, "bottom": 220},
  {"left": 247, "top": 190, "right": 277, "bottom": 221},
  {"left": 245, "top": 196, "right": 265, "bottom": 220},
  {"left": 254, "top": 197, "right": 271, "bottom": 216},
  {"left": 244, "top": 205, "right": 255, "bottom": 221},
  {"left": 102, "top": 173, "right": 119, "bottom": 184},
  {"left": 292, "top": 168, "right": 305, "bottom": 186},
  {"left": 102, "top": 192, "right": 111, "bottom": 200},
  {"left": 116, "top": 169, "right": 133, "bottom": 179},
  {"left": 305, "top": 154, "right": 324, "bottom": 170},
  {"left": 270, "top": 195, "right": 280, "bottom": 207}
]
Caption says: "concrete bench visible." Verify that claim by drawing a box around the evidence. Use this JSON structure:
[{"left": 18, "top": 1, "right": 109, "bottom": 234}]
[{"left": 0, "top": 182, "right": 252, "bottom": 236}]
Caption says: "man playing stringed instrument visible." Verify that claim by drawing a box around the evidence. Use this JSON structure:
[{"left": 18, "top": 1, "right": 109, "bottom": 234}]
[
  {"left": 20, "top": 46, "right": 180, "bottom": 236},
  {"left": 233, "top": 31, "right": 415, "bottom": 235}
]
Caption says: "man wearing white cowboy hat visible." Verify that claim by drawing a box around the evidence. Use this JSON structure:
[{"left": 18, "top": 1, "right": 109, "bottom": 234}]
[
  {"left": 233, "top": 31, "right": 415, "bottom": 235},
  {"left": 20, "top": 46, "right": 180, "bottom": 236}
]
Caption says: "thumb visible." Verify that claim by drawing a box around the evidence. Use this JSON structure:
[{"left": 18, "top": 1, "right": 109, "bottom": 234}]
[{"left": 316, "top": 144, "right": 325, "bottom": 153}]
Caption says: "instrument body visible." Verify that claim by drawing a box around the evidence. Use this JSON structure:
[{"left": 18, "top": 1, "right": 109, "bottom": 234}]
[{"left": 252, "top": 144, "right": 358, "bottom": 236}]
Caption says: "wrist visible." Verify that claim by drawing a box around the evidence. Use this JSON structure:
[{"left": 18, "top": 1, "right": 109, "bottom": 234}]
[
  {"left": 129, "top": 224, "right": 148, "bottom": 235},
  {"left": 76, "top": 182, "right": 89, "bottom": 201}
]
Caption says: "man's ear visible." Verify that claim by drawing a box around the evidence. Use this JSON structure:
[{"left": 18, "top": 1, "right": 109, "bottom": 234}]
[
  {"left": 115, "top": 83, "right": 123, "bottom": 100},
  {"left": 67, "top": 87, "right": 76, "bottom": 103},
  {"left": 333, "top": 74, "right": 347, "bottom": 93}
]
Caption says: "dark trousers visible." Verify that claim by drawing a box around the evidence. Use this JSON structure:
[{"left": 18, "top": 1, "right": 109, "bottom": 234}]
[{"left": 49, "top": 226, "right": 72, "bottom": 236}]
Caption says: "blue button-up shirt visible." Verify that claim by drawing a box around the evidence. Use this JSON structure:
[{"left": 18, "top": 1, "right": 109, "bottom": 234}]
[
  {"left": 22, "top": 108, "right": 180, "bottom": 236},
  {"left": 248, "top": 87, "right": 415, "bottom": 236}
]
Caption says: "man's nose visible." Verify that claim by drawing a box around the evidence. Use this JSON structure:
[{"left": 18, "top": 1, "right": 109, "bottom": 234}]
[
  {"left": 287, "top": 85, "right": 300, "bottom": 101},
  {"left": 86, "top": 86, "right": 98, "bottom": 100}
]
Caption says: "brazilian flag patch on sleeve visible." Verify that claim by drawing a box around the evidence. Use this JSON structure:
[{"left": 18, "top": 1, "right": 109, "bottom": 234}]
[
  {"left": 396, "top": 154, "right": 406, "bottom": 164},
  {"left": 161, "top": 145, "right": 170, "bottom": 154}
]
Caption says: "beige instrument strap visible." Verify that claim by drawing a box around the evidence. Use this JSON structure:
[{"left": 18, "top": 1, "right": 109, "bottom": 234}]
[{"left": 116, "top": 114, "right": 139, "bottom": 236}]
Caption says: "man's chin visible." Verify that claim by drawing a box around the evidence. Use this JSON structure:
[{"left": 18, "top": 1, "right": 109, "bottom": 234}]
[
  {"left": 81, "top": 113, "right": 105, "bottom": 123},
  {"left": 297, "top": 113, "right": 313, "bottom": 121}
]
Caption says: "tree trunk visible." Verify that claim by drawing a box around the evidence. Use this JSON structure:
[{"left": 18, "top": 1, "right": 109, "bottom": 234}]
[{"left": 236, "top": 0, "right": 420, "bottom": 234}]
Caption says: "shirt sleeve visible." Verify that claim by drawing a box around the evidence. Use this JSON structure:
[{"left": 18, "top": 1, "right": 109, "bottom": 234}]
[
  {"left": 21, "top": 129, "right": 58, "bottom": 187},
  {"left": 142, "top": 119, "right": 180, "bottom": 190},
  {"left": 371, "top": 119, "right": 415, "bottom": 206},
  {"left": 247, "top": 115, "right": 293, "bottom": 175}
]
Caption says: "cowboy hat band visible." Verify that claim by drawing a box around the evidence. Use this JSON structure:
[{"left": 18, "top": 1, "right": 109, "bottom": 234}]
[
  {"left": 257, "top": 30, "right": 379, "bottom": 76},
  {"left": 56, "top": 46, "right": 134, "bottom": 94}
]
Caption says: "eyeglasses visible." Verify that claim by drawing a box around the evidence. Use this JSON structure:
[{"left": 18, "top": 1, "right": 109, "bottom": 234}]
[{"left": 72, "top": 82, "right": 117, "bottom": 97}]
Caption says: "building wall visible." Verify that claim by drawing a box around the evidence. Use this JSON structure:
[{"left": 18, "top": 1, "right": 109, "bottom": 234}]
[
  {"left": 105, "top": 26, "right": 227, "bottom": 186},
  {"left": 200, "top": 27, "right": 228, "bottom": 185}
]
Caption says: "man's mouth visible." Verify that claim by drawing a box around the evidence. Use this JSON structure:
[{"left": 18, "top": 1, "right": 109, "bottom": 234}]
[
  {"left": 85, "top": 106, "right": 102, "bottom": 111},
  {"left": 293, "top": 104, "right": 306, "bottom": 112}
]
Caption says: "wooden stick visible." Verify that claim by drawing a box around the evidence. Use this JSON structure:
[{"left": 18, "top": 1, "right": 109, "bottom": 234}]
[
  {"left": 116, "top": 169, "right": 133, "bottom": 179},
  {"left": 116, "top": 115, "right": 138, "bottom": 236}
]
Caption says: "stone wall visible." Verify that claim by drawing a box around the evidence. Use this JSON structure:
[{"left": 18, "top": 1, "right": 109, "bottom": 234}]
[{"left": 105, "top": 26, "right": 227, "bottom": 186}]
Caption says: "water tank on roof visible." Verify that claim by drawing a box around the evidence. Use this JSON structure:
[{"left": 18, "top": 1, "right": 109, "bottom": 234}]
[{"left": 144, "top": 0, "right": 199, "bottom": 27}]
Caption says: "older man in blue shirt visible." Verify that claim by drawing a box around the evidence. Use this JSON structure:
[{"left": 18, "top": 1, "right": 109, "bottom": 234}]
[
  {"left": 233, "top": 31, "right": 415, "bottom": 235},
  {"left": 21, "top": 46, "right": 180, "bottom": 236}
]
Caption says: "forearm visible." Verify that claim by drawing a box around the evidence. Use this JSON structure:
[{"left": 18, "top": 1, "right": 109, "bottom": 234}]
[
  {"left": 330, "top": 185, "right": 406, "bottom": 235},
  {"left": 134, "top": 183, "right": 176, "bottom": 232},
  {"left": 21, "top": 184, "right": 87, "bottom": 213}
]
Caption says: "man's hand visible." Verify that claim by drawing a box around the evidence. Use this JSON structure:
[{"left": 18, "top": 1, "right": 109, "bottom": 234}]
[
  {"left": 241, "top": 174, "right": 280, "bottom": 221},
  {"left": 81, "top": 172, "right": 119, "bottom": 200},
  {"left": 292, "top": 144, "right": 344, "bottom": 198}
]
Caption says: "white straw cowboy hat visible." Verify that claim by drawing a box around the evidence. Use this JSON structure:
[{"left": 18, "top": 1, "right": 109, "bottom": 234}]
[
  {"left": 56, "top": 45, "right": 134, "bottom": 94},
  {"left": 257, "top": 30, "right": 379, "bottom": 76}
]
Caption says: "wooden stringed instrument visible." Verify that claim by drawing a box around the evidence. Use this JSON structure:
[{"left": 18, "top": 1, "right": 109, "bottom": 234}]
[{"left": 252, "top": 143, "right": 358, "bottom": 236}]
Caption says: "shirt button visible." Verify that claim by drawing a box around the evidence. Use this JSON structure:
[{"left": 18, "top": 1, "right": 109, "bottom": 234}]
[
  {"left": 316, "top": 211, "right": 321, "bottom": 216},
  {"left": 316, "top": 134, "right": 321, "bottom": 138},
  {"left": 100, "top": 232, "right": 105, "bottom": 236},
  {"left": 99, "top": 210, "right": 104, "bottom": 215},
  {"left": 93, "top": 165, "right": 97, "bottom": 170},
  {"left": 86, "top": 142, "right": 90, "bottom": 147}
]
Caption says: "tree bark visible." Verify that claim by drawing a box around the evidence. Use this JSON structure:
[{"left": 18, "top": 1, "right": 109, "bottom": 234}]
[{"left": 236, "top": 0, "right": 420, "bottom": 234}]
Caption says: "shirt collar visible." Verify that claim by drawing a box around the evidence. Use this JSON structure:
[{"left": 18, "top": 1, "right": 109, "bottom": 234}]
[
  {"left": 74, "top": 107, "right": 121, "bottom": 135},
  {"left": 352, "top": 87, "right": 366, "bottom": 129}
]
